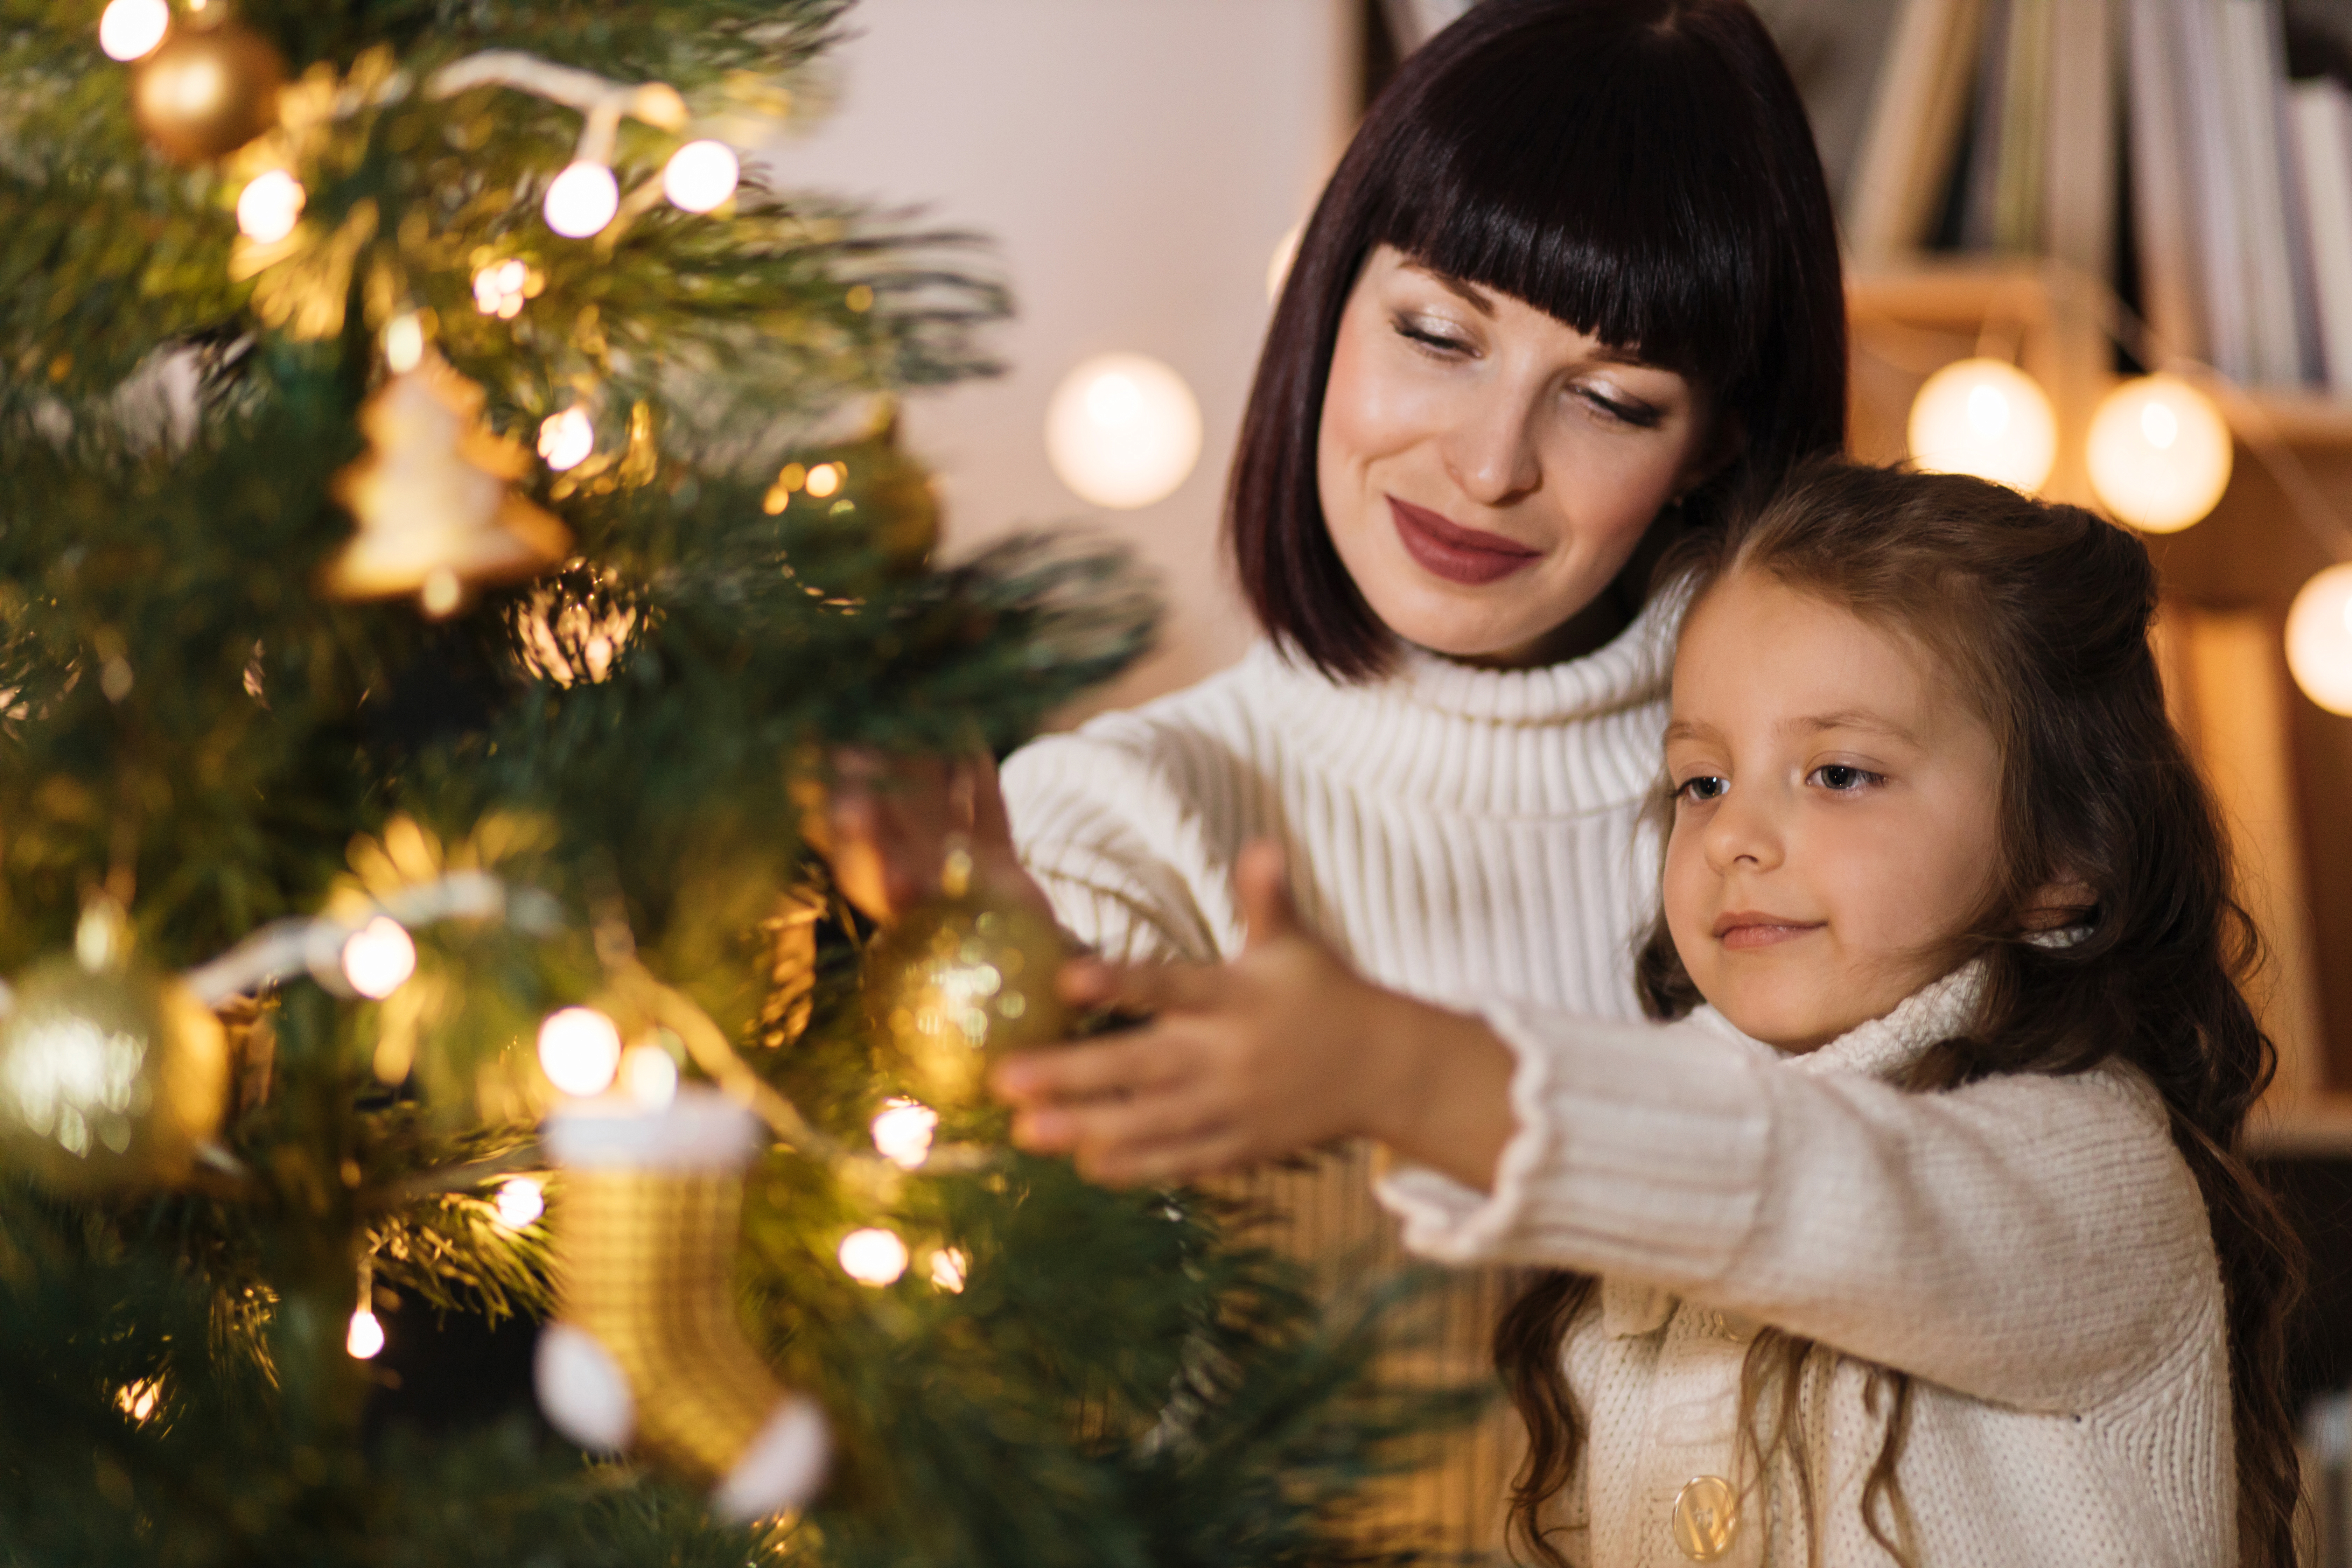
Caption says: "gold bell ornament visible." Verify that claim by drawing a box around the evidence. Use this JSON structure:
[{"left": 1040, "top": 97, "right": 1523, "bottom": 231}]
[
  {"left": 128, "top": 15, "right": 284, "bottom": 165},
  {"left": 863, "top": 842, "right": 1069, "bottom": 1107},
  {"left": 534, "top": 1088, "right": 830, "bottom": 1520},
  {"left": 324, "top": 350, "right": 572, "bottom": 616},
  {"left": 0, "top": 905, "right": 227, "bottom": 1189}
]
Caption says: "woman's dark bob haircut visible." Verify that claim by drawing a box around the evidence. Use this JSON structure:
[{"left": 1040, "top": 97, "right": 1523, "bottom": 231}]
[{"left": 1230, "top": 0, "right": 1848, "bottom": 680}]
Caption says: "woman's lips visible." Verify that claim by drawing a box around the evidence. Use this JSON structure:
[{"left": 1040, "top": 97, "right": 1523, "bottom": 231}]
[{"left": 1387, "top": 496, "right": 1542, "bottom": 585}]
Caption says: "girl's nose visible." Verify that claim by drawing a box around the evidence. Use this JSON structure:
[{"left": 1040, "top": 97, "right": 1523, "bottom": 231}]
[
  {"left": 1702, "top": 787, "right": 1783, "bottom": 874},
  {"left": 1438, "top": 383, "right": 1542, "bottom": 506}
]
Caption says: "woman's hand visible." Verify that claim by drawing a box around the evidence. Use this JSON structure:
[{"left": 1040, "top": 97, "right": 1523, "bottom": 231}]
[
  {"left": 991, "top": 840, "right": 1518, "bottom": 1190},
  {"left": 797, "top": 750, "right": 1050, "bottom": 923}
]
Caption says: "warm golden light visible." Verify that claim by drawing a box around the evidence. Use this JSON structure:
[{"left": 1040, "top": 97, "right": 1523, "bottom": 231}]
[
  {"left": 2085, "top": 374, "right": 2234, "bottom": 534},
  {"left": 382, "top": 313, "right": 425, "bottom": 374},
  {"left": 1905, "top": 357, "right": 2058, "bottom": 494},
  {"left": 537, "top": 407, "right": 595, "bottom": 472},
  {"left": 928, "top": 1247, "right": 968, "bottom": 1294},
  {"left": 1045, "top": 352, "right": 1203, "bottom": 510},
  {"left": 838, "top": 1227, "right": 909, "bottom": 1286},
  {"left": 869, "top": 1096, "right": 937, "bottom": 1170},
  {"left": 346, "top": 1308, "right": 386, "bottom": 1359},
  {"left": 493, "top": 1175, "right": 545, "bottom": 1230},
  {"left": 662, "top": 139, "right": 740, "bottom": 213},
  {"left": 618, "top": 1042, "right": 678, "bottom": 1108},
  {"left": 340, "top": 916, "right": 416, "bottom": 1000},
  {"left": 538, "top": 1007, "right": 623, "bottom": 1097},
  {"left": 115, "top": 1377, "right": 164, "bottom": 1423},
  {"left": 234, "top": 169, "right": 304, "bottom": 244},
  {"left": 804, "top": 462, "right": 841, "bottom": 498},
  {"left": 99, "top": 0, "right": 170, "bottom": 63},
  {"left": 543, "top": 161, "right": 619, "bottom": 239},
  {"left": 472, "top": 259, "right": 531, "bottom": 319},
  {"left": 2287, "top": 564, "right": 2352, "bottom": 715}
]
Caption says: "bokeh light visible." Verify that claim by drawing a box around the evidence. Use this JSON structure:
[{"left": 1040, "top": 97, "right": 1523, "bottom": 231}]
[
  {"left": 98, "top": 0, "right": 169, "bottom": 62},
  {"left": 662, "top": 139, "right": 740, "bottom": 213},
  {"left": 1905, "top": 357, "right": 2058, "bottom": 494},
  {"left": 543, "top": 161, "right": 620, "bottom": 239},
  {"left": 234, "top": 170, "right": 305, "bottom": 244},
  {"left": 2085, "top": 374, "right": 2234, "bottom": 534},
  {"left": 1045, "top": 352, "right": 1202, "bottom": 510},
  {"left": 2286, "top": 564, "right": 2352, "bottom": 715},
  {"left": 538, "top": 1007, "right": 623, "bottom": 1097},
  {"left": 838, "top": 1227, "right": 909, "bottom": 1287},
  {"left": 340, "top": 916, "right": 416, "bottom": 1000}
]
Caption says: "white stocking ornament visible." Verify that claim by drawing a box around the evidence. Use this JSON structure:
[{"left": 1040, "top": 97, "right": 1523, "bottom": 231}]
[{"left": 533, "top": 1088, "right": 829, "bottom": 1520}]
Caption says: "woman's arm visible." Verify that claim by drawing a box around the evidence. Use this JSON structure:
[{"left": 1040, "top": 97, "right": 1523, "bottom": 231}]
[{"left": 995, "top": 841, "right": 1519, "bottom": 1190}]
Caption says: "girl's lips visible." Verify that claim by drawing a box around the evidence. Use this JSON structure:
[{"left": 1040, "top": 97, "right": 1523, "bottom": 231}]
[
  {"left": 1716, "top": 919, "right": 1823, "bottom": 951},
  {"left": 1387, "top": 496, "right": 1542, "bottom": 585}
]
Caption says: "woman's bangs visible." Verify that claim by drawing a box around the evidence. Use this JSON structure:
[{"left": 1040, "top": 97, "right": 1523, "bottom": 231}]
[{"left": 1375, "top": 31, "right": 1770, "bottom": 391}]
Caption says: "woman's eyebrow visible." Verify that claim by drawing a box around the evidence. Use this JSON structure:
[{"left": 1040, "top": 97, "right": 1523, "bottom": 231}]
[{"left": 1408, "top": 265, "right": 1496, "bottom": 317}]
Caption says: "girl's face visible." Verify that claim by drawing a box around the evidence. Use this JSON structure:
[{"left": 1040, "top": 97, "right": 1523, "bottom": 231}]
[
  {"left": 1316, "top": 245, "right": 1727, "bottom": 667},
  {"left": 1662, "top": 570, "right": 2006, "bottom": 1051}
]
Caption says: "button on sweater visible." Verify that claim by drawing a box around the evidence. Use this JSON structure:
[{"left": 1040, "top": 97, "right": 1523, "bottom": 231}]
[
  {"left": 1378, "top": 963, "right": 2232, "bottom": 1567},
  {"left": 999, "top": 601, "right": 1678, "bottom": 1558}
]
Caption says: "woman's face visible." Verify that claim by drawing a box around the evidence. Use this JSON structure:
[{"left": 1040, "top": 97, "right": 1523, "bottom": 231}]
[{"left": 1317, "top": 245, "right": 1726, "bottom": 666}]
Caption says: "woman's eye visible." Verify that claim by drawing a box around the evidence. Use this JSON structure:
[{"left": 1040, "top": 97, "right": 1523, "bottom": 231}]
[
  {"left": 1392, "top": 315, "right": 1471, "bottom": 355},
  {"left": 1675, "top": 775, "right": 1728, "bottom": 803},
  {"left": 1577, "top": 387, "right": 1663, "bottom": 429},
  {"left": 1808, "top": 764, "right": 1882, "bottom": 792}
]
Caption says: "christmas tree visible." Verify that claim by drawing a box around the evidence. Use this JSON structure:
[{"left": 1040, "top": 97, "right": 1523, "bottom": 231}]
[{"left": 0, "top": 3, "right": 1457, "bottom": 1561}]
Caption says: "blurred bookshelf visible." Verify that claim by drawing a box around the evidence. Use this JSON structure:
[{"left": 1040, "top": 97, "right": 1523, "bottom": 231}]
[{"left": 1840, "top": 0, "right": 2352, "bottom": 1153}]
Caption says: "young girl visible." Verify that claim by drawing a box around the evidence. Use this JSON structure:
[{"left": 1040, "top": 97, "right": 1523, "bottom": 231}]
[{"left": 996, "top": 462, "right": 2303, "bottom": 1566}]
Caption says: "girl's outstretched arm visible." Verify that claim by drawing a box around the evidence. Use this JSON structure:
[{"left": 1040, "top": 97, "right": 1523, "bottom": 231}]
[{"left": 990, "top": 840, "right": 1518, "bottom": 1190}]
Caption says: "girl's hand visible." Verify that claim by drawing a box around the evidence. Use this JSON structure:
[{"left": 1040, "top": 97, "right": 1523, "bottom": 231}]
[
  {"left": 990, "top": 841, "right": 1517, "bottom": 1190},
  {"left": 797, "top": 750, "right": 1050, "bottom": 923}
]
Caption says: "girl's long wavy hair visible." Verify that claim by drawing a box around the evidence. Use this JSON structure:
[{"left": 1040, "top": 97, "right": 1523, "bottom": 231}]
[{"left": 1496, "top": 462, "right": 2306, "bottom": 1567}]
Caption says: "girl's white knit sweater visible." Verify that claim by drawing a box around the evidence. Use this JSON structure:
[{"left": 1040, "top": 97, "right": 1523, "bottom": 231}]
[
  {"left": 1379, "top": 963, "right": 2232, "bottom": 1567},
  {"left": 999, "top": 602, "right": 1677, "bottom": 1557}
]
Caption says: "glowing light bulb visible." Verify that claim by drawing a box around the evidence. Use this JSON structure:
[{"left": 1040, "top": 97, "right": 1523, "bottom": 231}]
[
  {"left": 346, "top": 1308, "right": 385, "bottom": 1359},
  {"left": 382, "top": 313, "right": 425, "bottom": 373},
  {"left": 804, "top": 462, "right": 841, "bottom": 498},
  {"left": 662, "top": 139, "right": 740, "bottom": 213},
  {"left": 340, "top": 916, "right": 416, "bottom": 1000},
  {"left": 1905, "top": 358, "right": 2057, "bottom": 494},
  {"left": 235, "top": 170, "right": 306, "bottom": 244},
  {"left": 419, "top": 568, "right": 463, "bottom": 618},
  {"left": 98, "top": 0, "right": 169, "bottom": 61},
  {"left": 2287, "top": 564, "right": 2352, "bottom": 715},
  {"left": 543, "top": 162, "right": 620, "bottom": 239},
  {"left": 538, "top": 1007, "right": 623, "bottom": 1097},
  {"left": 838, "top": 1227, "right": 909, "bottom": 1286},
  {"left": 2085, "top": 373, "right": 2234, "bottom": 534},
  {"left": 472, "top": 259, "right": 532, "bottom": 319},
  {"left": 1045, "top": 352, "right": 1203, "bottom": 510},
  {"left": 538, "top": 407, "right": 595, "bottom": 472},
  {"left": 869, "top": 1097, "right": 938, "bottom": 1170},
  {"left": 618, "top": 1043, "right": 678, "bottom": 1108},
  {"left": 115, "top": 1378, "right": 163, "bottom": 1423},
  {"left": 493, "top": 1176, "right": 545, "bottom": 1230},
  {"left": 928, "top": 1247, "right": 968, "bottom": 1293}
]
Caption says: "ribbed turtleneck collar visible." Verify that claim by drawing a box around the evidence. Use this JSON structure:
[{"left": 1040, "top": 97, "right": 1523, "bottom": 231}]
[
  {"left": 1690, "top": 960, "right": 1988, "bottom": 1083},
  {"left": 1239, "top": 592, "right": 1680, "bottom": 817}
]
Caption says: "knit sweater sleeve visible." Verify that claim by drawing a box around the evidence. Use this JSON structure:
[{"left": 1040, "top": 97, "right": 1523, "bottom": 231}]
[
  {"left": 1376, "top": 1004, "right": 2214, "bottom": 1413},
  {"left": 998, "top": 712, "right": 1252, "bottom": 967}
]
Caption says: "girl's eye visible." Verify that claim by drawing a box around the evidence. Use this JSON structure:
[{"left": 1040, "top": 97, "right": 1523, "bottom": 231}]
[
  {"left": 1675, "top": 775, "right": 1728, "bottom": 803},
  {"left": 1808, "top": 764, "right": 1883, "bottom": 792}
]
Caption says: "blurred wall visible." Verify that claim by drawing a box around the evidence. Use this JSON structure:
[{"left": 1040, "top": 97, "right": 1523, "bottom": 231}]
[{"left": 767, "top": 0, "right": 1355, "bottom": 717}]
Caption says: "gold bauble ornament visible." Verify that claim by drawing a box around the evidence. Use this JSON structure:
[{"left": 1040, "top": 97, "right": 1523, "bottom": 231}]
[
  {"left": 0, "top": 915, "right": 227, "bottom": 1190},
  {"left": 864, "top": 846, "right": 1069, "bottom": 1106},
  {"left": 535, "top": 1089, "right": 831, "bottom": 1521},
  {"left": 325, "top": 349, "right": 572, "bottom": 616},
  {"left": 128, "top": 17, "right": 284, "bottom": 165}
]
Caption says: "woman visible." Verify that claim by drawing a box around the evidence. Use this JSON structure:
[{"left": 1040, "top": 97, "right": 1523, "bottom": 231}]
[{"left": 823, "top": 0, "right": 1847, "bottom": 1552}]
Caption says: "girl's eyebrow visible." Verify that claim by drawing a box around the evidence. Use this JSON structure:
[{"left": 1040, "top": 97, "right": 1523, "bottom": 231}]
[{"left": 1792, "top": 710, "right": 1920, "bottom": 746}]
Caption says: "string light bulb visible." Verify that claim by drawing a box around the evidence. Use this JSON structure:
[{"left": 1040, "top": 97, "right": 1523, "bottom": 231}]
[
  {"left": 618, "top": 1042, "right": 678, "bottom": 1108},
  {"left": 662, "top": 139, "right": 740, "bottom": 213},
  {"left": 2085, "top": 373, "right": 2234, "bottom": 534},
  {"left": 1905, "top": 357, "right": 2058, "bottom": 495},
  {"left": 346, "top": 1307, "right": 385, "bottom": 1359},
  {"left": 928, "top": 1247, "right": 968, "bottom": 1294},
  {"left": 838, "top": 1227, "right": 909, "bottom": 1287},
  {"left": 537, "top": 407, "right": 595, "bottom": 472},
  {"left": 2286, "top": 564, "right": 2352, "bottom": 715},
  {"left": 869, "top": 1097, "right": 937, "bottom": 1170},
  {"left": 538, "top": 1006, "right": 623, "bottom": 1097},
  {"left": 234, "top": 169, "right": 305, "bottom": 244},
  {"left": 1045, "top": 352, "right": 1203, "bottom": 510},
  {"left": 543, "top": 161, "right": 619, "bottom": 239},
  {"left": 98, "top": 0, "right": 170, "bottom": 62},
  {"left": 381, "top": 312, "right": 426, "bottom": 374},
  {"left": 340, "top": 916, "right": 416, "bottom": 1000},
  {"left": 493, "top": 1175, "right": 545, "bottom": 1230}
]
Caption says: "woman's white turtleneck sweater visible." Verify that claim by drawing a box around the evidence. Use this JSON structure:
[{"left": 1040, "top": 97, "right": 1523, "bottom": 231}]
[{"left": 998, "top": 598, "right": 1678, "bottom": 1559}]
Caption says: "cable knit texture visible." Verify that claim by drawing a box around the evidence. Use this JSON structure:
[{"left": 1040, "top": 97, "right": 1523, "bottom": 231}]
[
  {"left": 1378, "top": 964, "right": 2233, "bottom": 1567},
  {"left": 1000, "top": 602, "right": 1678, "bottom": 1558}
]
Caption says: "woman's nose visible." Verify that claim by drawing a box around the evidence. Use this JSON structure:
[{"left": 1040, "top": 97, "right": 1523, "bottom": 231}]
[{"left": 1438, "top": 384, "right": 1542, "bottom": 506}]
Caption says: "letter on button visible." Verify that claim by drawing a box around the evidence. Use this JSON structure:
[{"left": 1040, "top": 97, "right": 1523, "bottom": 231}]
[{"left": 1671, "top": 1474, "right": 1739, "bottom": 1561}]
